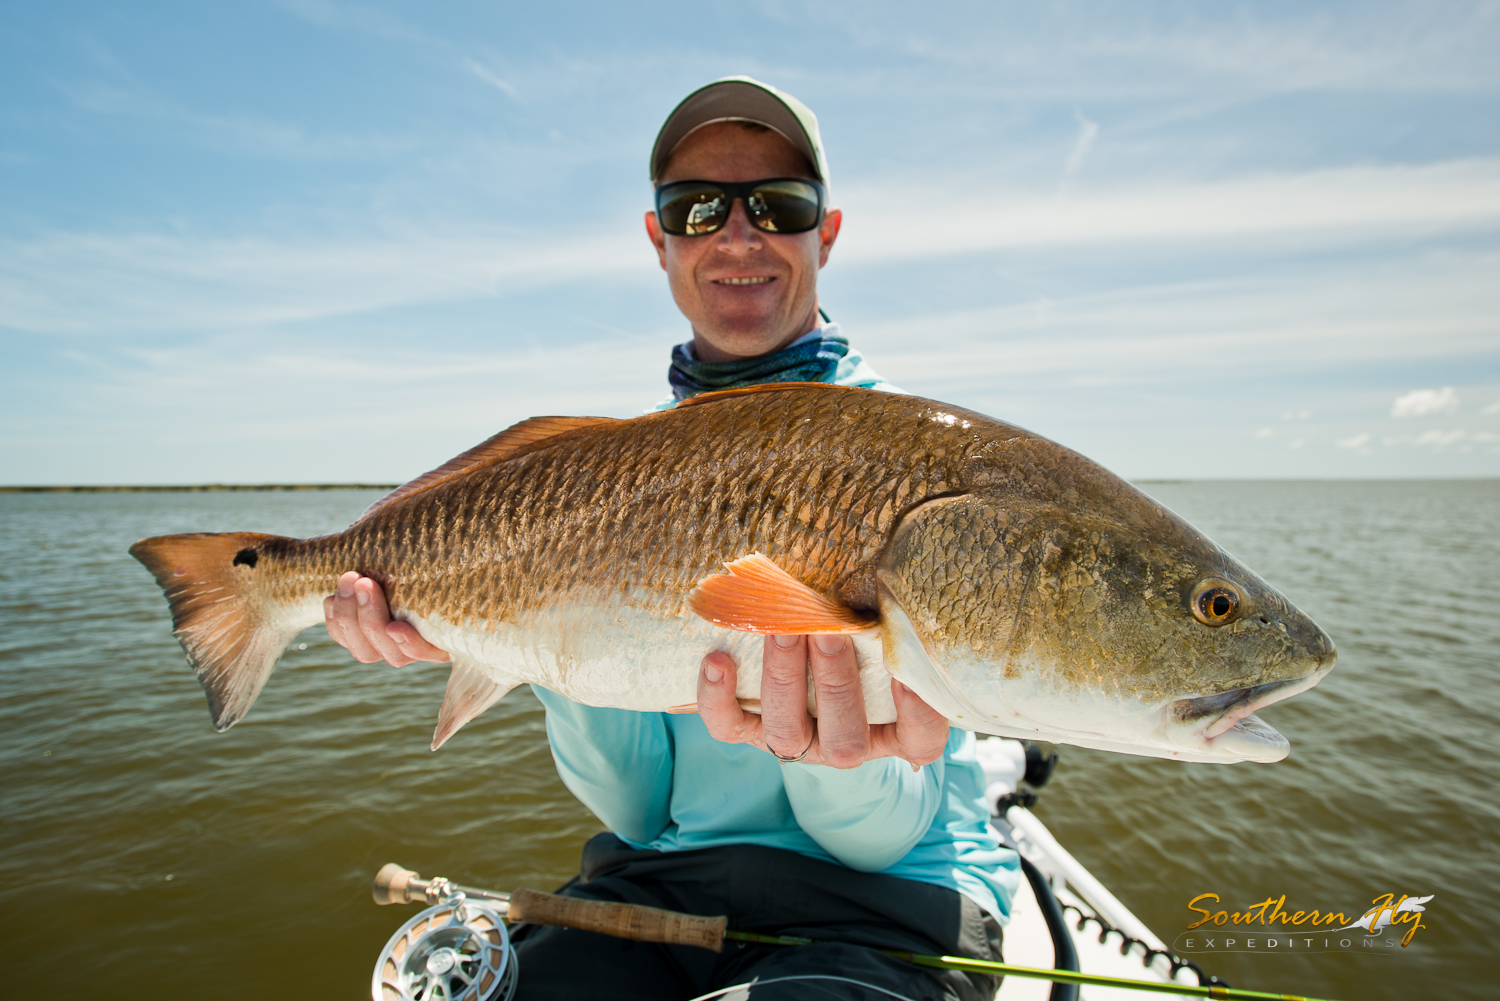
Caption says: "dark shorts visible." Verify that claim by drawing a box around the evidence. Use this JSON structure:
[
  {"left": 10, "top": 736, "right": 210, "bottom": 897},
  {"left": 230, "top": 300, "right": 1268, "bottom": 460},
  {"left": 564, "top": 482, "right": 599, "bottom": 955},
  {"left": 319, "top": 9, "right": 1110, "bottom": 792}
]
[{"left": 510, "top": 833, "right": 1004, "bottom": 1001}]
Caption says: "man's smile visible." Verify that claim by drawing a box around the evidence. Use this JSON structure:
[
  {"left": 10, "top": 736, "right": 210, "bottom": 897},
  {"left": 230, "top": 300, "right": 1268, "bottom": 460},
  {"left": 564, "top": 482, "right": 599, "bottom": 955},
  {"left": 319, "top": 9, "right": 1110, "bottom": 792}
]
[{"left": 713, "top": 276, "right": 776, "bottom": 286}]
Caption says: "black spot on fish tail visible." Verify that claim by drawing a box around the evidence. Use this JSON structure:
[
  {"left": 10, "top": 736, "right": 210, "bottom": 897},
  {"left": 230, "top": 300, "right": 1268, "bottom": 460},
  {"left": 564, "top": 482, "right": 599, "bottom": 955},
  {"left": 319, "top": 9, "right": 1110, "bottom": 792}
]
[{"left": 128, "top": 530, "right": 297, "bottom": 732}]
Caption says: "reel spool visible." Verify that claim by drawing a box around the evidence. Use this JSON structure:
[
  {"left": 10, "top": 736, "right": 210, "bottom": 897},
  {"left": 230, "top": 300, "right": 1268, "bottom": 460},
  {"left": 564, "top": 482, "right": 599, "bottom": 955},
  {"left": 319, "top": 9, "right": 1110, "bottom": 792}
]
[{"left": 372, "top": 891, "right": 518, "bottom": 1001}]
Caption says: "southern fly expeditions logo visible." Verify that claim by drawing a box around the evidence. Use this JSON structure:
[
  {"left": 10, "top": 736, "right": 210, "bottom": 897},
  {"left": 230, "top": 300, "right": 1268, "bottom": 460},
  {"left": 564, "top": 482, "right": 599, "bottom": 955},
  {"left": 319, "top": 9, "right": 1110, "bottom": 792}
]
[{"left": 1171, "top": 892, "right": 1434, "bottom": 956}]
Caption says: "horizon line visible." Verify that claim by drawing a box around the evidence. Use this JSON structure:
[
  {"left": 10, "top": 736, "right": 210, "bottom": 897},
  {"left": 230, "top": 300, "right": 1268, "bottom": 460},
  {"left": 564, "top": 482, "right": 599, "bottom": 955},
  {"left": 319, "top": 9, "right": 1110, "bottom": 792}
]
[
  {"left": 0, "top": 483, "right": 399, "bottom": 494},
  {"left": 2, "top": 477, "right": 1497, "bottom": 494}
]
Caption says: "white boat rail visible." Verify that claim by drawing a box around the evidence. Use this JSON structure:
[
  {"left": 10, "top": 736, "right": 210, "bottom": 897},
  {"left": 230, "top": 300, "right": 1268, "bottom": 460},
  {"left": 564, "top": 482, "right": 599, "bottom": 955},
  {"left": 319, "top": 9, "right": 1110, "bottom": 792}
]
[{"left": 1005, "top": 805, "right": 1171, "bottom": 958}]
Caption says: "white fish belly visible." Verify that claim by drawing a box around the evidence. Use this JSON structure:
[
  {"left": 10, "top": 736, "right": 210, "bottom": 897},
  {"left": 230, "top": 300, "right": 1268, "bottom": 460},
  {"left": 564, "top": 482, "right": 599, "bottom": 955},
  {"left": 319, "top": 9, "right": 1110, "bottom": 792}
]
[{"left": 405, "top": 602, "right": 895, "bottom": 722}]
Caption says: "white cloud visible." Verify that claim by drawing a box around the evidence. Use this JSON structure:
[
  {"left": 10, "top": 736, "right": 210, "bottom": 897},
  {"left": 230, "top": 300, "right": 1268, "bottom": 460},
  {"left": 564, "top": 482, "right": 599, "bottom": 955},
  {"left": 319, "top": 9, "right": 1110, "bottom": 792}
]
[
  {"left": 42, "top": 326, "right": 677, "bottom": 483},
  {"left": 1255, "top": 427, "right": 1273, "bottom": 438},
  {"left": 0, "top": 226, "right": 650, "bottom": 335},
  {"left": 1417, "top": 429, "right": 1466, "bottom": 446},
  {"left": 5, "top": 151, "right": 1498, "bottom": 354},
  {"left": 277, "top": 0, "right": 439, "bottom": 48},
  {"left": 847, "top": 252, "right": 1500, "bottom": 391},
  {"left": 1475, "top": 431, "right": 1500, "bottom": 443},
  {"left": 1336, "top": 432, "right": 1372, "bottom": 449},
  {"left": 1063, "top": 112, "right": 1099, "bottom": 178},
  {"left": 1289, "top": 438, "right": 1305, "bottom": 449},
  {"left": 798, "top": 2, "right": 1499, "bottom": 96},
  {"left": 837, "top": 159, "right": 1500, "bottom": 264},
  {"left": 1392, "top": 386, "right": 1460, "bottom": 417},
  {"left": 58, "top": 73, "right": 408, "bottom": 162},
  {"left": 1385, "top": 428, "right": 1466, "bottom": 447},
  {"left": 465, "top": 59, "right": 518, "bottom": 98},
  {"left": 1484, "top": 401, "right": 1500, "bottom": 415}
]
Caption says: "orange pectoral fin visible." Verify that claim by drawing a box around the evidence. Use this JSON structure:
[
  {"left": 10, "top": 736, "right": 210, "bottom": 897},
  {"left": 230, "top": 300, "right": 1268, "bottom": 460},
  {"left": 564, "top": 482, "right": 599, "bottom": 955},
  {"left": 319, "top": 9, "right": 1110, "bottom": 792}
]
[{"left": 688, "top": 553, "right": 876, "bottom": 634}]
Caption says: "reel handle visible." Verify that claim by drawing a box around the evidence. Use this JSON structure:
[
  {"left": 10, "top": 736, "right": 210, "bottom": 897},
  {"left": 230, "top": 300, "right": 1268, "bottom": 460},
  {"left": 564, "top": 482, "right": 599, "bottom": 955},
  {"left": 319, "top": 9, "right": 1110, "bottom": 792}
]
[
  {"left": 507, "top": 888, "right": 727, "bottom": 953},
  {"left": 373, "top": 863, "right": 423, "bottom": 905},
  {"left": 372, "top": 863, "right": 511, "bottom": 909}
]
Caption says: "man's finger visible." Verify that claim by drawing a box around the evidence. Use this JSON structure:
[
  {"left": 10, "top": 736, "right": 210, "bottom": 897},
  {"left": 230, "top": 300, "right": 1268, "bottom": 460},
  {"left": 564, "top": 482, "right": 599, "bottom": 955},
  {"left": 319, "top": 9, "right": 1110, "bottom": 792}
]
[
  {"left": 697, "top": 652, "right": 763, "bottom": 747},
  {"left": 386, "top": 621, "right": 451, "bottom": 663},
  {"left": 329, "top": 572, "right": 383, "bottom": 663},
  {"left": 353, "top": 576, "right": 412, "bottom": 666},
  {"left": 323, "top": 595, "right": 345, "bottom": 646},
  {"left": 759, "top": 635, "right": 816, "bottom": 762},
  {"left": 870, "top": 680, "right": 950, "bottom": 767},
  {"left": 807, "top": 634, "right": 869, "bottom": 768}
]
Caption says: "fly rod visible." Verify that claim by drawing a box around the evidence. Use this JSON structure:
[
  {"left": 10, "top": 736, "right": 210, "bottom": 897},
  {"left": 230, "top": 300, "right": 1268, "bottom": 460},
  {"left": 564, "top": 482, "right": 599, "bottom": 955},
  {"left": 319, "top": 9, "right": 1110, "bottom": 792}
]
[{"left": 373, "top": 864, "right": 1345, "bottom": 1001}]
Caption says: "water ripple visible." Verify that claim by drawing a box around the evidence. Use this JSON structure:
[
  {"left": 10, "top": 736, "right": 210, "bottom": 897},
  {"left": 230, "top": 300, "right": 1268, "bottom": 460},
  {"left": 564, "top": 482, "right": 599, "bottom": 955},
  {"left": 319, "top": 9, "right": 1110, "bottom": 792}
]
[{"left": 1, "top": 483, "right": 1495, "bottom": 999}]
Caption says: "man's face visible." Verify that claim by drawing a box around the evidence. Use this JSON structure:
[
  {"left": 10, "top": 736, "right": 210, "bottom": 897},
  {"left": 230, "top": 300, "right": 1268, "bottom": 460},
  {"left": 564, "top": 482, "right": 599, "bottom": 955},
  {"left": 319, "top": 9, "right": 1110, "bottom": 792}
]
[{"left": 645, "top": 122, "right": 842, "bottom": 362}]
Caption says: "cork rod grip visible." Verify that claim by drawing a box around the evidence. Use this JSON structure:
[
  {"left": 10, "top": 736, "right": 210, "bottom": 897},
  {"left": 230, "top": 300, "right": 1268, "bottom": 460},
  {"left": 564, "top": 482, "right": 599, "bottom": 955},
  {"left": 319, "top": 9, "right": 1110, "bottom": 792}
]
[{"left": 507, "top": 888, "right": 727, "bottom": 952}]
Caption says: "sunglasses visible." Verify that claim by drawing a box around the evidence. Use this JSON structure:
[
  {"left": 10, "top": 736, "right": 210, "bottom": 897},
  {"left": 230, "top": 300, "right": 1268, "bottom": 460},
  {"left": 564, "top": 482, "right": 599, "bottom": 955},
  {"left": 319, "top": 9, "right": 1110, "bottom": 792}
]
[{"left": 654, "top": 178, "right": 826, "bottom": 236}]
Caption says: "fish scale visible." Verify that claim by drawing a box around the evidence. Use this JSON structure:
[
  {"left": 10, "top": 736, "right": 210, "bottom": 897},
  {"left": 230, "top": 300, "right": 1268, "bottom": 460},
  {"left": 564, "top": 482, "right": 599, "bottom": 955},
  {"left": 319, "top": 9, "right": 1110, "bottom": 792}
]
[
  {"left": 348, "top": 393, "right": 926, "bottom": 627},
  {"left": 129, "top": 383, "right": 1335, "bottom": 761}
]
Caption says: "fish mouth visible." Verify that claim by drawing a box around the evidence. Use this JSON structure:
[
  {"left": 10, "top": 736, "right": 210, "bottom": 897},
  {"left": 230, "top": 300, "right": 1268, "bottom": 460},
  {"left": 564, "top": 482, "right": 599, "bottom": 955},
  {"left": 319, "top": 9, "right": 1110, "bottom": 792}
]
[
  {"left": 1168, "top": 657, "right": 1337, "bottom": 760},
  {"left": 1173, "top": 679, "right": 1297, "bottom": 731}
]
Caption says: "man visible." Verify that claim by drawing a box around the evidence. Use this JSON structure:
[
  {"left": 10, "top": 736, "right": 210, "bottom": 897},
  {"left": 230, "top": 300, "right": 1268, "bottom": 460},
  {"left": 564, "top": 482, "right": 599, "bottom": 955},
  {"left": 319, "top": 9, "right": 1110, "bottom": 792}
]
[{"left": 326, "top": 78, "right": 1018, "bottom": 1000}]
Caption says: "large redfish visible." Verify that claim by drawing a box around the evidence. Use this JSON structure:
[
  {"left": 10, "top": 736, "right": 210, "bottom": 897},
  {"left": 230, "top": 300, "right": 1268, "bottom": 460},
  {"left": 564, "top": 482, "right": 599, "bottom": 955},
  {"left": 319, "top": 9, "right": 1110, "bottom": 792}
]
[{"left": 129, "top": 384, "right": 1335, "bottom": 762}]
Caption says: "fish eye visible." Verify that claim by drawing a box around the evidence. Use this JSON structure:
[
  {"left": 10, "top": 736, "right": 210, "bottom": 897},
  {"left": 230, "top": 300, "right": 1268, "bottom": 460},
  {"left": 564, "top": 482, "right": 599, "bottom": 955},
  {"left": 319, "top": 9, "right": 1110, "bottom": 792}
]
[{"left": 1191, "top": 580, "right": 1241, "bottom": 626}]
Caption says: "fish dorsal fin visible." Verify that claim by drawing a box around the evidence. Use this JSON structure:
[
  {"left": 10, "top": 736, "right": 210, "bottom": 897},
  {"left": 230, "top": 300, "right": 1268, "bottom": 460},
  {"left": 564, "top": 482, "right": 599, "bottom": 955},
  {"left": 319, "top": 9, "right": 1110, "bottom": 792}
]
[
  {"left": 689, "top": 552, "right": 876, "bottom": 633},
  {"left": 360, "top": 415, "right": 618, "bottom": 521},
  {"left": 677, "top": 381, "right": 851, "bottom": 408}
]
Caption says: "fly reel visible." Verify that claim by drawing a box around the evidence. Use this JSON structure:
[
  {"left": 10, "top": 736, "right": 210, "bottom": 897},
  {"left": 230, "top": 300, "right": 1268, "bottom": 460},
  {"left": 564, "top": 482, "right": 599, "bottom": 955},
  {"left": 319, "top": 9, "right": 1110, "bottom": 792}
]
[{"left": 372, "top": 865, "right": 518, "bottom": 1001}]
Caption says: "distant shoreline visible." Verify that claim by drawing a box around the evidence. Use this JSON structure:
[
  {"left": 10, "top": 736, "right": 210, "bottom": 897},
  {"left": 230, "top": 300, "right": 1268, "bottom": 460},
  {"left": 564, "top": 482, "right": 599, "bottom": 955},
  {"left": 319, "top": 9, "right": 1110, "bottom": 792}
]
[
  {"left": 2, "top": 478, "right": 1494, "bottom": 494},
  {"left": 0, "top": 484, "right": 398, "bottom": 493}
]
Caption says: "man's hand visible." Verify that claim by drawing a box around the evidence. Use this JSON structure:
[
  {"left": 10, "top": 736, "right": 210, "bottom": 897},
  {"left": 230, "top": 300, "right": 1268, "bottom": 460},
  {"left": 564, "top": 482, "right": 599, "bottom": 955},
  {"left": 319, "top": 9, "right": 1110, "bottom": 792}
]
[
  {"left": 697, "top": 635, "right": 949, "bottom": 769},
  {"left": 323, "top": 571, "right": 451, "bottom": 667}
]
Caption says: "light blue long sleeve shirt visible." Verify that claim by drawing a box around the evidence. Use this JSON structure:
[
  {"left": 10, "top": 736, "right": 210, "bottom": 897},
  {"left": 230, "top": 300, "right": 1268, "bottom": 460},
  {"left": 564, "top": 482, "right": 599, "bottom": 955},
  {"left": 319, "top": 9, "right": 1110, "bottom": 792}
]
[{"left": 535, "top": 325, "right": 1019, "bottom": 920}]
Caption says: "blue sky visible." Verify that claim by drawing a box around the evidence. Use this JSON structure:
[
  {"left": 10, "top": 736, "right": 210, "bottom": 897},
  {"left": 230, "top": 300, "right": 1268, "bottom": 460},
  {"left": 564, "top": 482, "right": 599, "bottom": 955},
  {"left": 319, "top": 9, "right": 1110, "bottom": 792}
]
[{"left": 2, "top": 1, "right": 1497, "bottom": 484}]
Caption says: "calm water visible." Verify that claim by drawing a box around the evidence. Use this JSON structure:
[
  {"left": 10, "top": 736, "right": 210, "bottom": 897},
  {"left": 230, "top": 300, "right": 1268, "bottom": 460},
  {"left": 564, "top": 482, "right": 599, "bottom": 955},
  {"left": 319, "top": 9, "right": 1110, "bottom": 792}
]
[{"left": 1, "top": 482, "right": 1496, "bottom": 999}]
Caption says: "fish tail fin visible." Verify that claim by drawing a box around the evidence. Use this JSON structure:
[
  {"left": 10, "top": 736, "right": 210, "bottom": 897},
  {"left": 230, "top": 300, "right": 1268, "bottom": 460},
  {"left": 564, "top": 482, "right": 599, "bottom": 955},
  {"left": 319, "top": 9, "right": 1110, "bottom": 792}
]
[{"left": 129, "top": 531, "right": 305, "bottom": 732}]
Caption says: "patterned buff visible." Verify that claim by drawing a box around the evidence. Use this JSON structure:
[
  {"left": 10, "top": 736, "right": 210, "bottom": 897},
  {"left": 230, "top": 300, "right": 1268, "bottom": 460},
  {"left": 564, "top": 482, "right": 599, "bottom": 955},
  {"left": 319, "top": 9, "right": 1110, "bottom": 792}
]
[{"left": 668, "top": 328, "right": 850, "bottom": 401}]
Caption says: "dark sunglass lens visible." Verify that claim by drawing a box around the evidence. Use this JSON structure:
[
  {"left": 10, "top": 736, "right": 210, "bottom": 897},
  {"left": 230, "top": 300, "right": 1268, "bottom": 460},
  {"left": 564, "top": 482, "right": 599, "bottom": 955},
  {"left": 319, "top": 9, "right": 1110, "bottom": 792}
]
[
  {"left": 657, "top": 183, "right": 729, "bottom": 235},
  {"left": 748, "top": 180, "right": 821, "bottom": 233}
]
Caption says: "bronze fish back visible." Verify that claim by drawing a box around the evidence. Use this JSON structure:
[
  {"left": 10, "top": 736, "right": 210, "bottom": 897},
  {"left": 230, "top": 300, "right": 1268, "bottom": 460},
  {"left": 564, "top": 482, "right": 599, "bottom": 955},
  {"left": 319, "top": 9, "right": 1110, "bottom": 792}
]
[{"left": 278, "top": 385, "right": 1035, "bottom": 626}]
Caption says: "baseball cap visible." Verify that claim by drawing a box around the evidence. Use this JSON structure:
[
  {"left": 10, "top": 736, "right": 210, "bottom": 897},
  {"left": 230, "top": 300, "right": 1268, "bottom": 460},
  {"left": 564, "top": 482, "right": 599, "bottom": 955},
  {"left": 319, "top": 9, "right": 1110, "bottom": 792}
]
[{"left": 649, "top": 76, "right": 829, "bottom": 185}]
